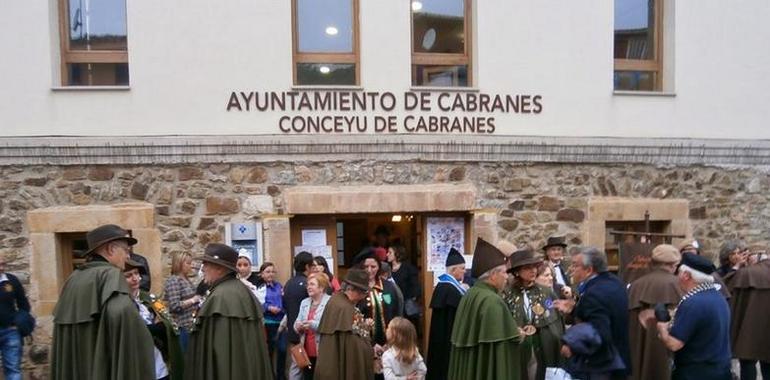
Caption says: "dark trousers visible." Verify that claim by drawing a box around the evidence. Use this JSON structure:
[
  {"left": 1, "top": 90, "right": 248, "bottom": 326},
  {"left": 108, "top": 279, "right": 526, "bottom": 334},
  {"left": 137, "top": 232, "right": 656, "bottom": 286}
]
[
  {"left": 739, "top": 359, "right": 770, "bottom": 380},
  {"left": 266, "top": 323, "right": 286, "bottom": 380}
]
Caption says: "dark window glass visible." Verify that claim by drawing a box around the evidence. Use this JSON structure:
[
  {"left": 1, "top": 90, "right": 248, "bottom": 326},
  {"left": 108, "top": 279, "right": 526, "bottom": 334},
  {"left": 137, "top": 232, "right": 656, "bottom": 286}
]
[
  {"left": 297, "top": 0, "right": 353, "bottom": 53},
  {"left": 68, "top": 0, "right": 127, "bottom": 51},
  {"left": 67, "top": 63, "right": 129, "bottom": 86},
  {"left": 297, "top": 63, "right": 356, "bottom": 85},
  {"left": 614, "top": 71, "right": 656, "bottom": 91},
  {"left": 614, "top": 0, "right": 654, "bottom": 60},
  {"left": 412, "top": 0, "right": 465, "bottom": 54},
  {"left": 413, "top": 65, "right": 468, "bottom": 87}
]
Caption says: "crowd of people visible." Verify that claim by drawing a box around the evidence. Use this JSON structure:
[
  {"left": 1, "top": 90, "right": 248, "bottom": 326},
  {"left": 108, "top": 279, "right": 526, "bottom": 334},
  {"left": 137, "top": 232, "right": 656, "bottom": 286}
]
[{"left": 0, "top": 222, "right": 757, "bottom": 380}]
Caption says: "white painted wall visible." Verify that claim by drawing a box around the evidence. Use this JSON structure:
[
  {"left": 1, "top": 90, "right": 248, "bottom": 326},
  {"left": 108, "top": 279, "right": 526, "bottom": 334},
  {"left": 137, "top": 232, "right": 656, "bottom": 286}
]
[{"left": 1, "top": 0, "right": 769, "bottom": 139}]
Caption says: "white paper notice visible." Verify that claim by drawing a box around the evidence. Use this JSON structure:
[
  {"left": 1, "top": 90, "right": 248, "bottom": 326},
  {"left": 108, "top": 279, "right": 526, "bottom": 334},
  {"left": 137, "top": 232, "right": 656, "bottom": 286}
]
[
  {"left": 294, "top": 245, "right": 335, "bottom": 275},
  {"left": 301, "top": 229, "right": 327, "bottom": 246}
]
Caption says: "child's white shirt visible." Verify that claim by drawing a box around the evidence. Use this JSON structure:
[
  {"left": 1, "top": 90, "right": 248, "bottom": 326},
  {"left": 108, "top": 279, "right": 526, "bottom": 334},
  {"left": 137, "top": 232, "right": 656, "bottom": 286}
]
[{"left": 382, "top": 347, "right": 427, "bottom": 380}]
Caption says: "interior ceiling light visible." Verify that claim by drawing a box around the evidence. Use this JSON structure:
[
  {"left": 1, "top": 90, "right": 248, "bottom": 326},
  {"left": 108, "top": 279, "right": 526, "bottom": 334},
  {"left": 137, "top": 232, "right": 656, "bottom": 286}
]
[
  {"left": 411, "top": 1, "right": 423, "bottom": 11},
  {"left": 319, "top": 66, "right": 331, "bottom": 74},
  {"left": 391, "top": 215, "right": 403, "bottom": 222},
  {"left": 325, "top": 26, "right": 338, "bottom": 36}
]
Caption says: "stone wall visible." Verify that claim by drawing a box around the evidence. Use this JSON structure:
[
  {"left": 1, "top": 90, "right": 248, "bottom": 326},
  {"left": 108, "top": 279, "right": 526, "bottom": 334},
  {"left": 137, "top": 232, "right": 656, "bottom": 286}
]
[{"left": 1, "top": 161, "right": 768, "bottom": 378}]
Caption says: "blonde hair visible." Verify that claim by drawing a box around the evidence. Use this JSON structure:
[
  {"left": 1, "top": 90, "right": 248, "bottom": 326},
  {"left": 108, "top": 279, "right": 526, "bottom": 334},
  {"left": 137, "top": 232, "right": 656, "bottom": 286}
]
[
  {"left": 308, "top": 272, "right": 330, "bottom": 291},
  {"left": 387, "top": 317, "right": 418, "bottom": 364},
  {"left": 171, "top": 252, "right": 192, "bottom": 276}
]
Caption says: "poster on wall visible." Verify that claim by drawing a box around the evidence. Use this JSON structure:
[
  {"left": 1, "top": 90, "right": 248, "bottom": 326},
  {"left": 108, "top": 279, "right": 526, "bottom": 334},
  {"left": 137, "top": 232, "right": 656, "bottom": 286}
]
[
  {"left": 426, "top": 217, "right": 465, "bottom": 272},
  {"left": 294, "top": 245, "right": 335, "bottom": 275}
]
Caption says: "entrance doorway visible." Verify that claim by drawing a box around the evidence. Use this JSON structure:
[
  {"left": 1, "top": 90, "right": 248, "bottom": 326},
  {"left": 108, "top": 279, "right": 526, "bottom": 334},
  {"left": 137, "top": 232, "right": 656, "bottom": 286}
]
[{"left": 289, "top": 212, "right": 471, "bottom": 349}]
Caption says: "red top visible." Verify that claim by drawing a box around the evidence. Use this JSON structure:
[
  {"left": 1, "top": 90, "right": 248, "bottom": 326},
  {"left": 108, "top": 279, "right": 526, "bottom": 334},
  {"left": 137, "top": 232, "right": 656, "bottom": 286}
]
[
  {"left": 304, "top": 306, "right": 318, "bottom": 358},
  {"left": 331, "top": 277, "right": 341, "bottom": 293}
]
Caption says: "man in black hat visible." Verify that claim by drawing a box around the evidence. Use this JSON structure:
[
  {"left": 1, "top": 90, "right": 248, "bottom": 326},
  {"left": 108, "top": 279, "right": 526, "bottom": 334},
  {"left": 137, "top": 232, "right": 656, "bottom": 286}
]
[
  {"left": 426, "top": 247, "right": 467, "bottom": 380},
  {"left": 315, "top": 269, "right": 375, "bottom": 380},
  {"left": 655, "top": 253, "right": 732, "bottom": 380},
  {"left": 185, "top": 243, "right": 272, "bottom": 379},
  {"left": 447, "top": 238, "right": 523, "bottom": 379},
  {"left": 51, "top": 224, "right": 155, "bottom": 380},
  {"left": 543, "top": 236, "right": 571, "bottom": 296}
]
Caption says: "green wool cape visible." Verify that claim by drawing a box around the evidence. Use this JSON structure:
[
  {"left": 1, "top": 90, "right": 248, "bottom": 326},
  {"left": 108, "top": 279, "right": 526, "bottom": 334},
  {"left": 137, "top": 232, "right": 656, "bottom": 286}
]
[
  {"left": 184, "top": 274, "right": 272, "bottom": 380},
  {"left": 138, "top": 290, "right": 185, "bottom": 380},
  {"left": 51, "top": 261, "right": 155, "bottom": 380},
  {"left": 448, "top": 281, "right": 523, "bottom": 380}
]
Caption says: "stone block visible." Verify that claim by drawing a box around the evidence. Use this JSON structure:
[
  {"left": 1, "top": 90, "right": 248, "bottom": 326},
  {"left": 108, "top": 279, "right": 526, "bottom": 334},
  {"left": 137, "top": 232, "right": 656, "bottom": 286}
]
[
  {"left": 87, "top": 167, "right": 114, "bottom": 181},
  {"left": 243, "top": 195, "right": 275, "bottom": 216},
  {"left": 229, "top": 167, "right": 247, "bottom": 184},
  {"left": 197, "top": 217, "right": 217, "bottom": 230},
  {"left": 503, "top": 178, "right": 531, "bottom": 192},
  {"left": 0, "top": 217, "right": 23, "bottom": 234},
  {"left": 498, "top": 219, "right": 519, "bottom": 231},
  {"left": 27, "top": 203, "right": 155, "bottom": 233},
  {"left": 537, "top": 196, "right": 561, "bottom": 211},
  {"left": 178, "top": 167, "right": 204, "bottom": 181},
  {"left": 556, "top": 208, "right": 586, "bottom": 223},
  {"left": 206, "top": 196, "right": 240, "bottom": 215},
  {"left": 131, "top": 182, "right": 149, "bottom": 200},
  {"left": 449, "top": 167, "right": 466, "bottom": 181},
  {"left": 246, "top": 167, "right": 268, "bottom": 184},
  {"left": 23, "top": 177, "right": 48, "bottom": 187},
  {"left": 508, "top": 200, "right": 526, "bottom": 210},
  {"left": 62, "top": 168, "right": 86, "bottom": 181},
  {"left": 295, "top": 165, "right": 314, "bottom": 183}
]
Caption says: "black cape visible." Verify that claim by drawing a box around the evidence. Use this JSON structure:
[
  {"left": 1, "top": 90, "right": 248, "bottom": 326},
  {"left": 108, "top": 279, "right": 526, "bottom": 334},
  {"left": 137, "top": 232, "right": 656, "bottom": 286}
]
[{"left": 426, "top": 282, "right": 464, "bottom": 380}]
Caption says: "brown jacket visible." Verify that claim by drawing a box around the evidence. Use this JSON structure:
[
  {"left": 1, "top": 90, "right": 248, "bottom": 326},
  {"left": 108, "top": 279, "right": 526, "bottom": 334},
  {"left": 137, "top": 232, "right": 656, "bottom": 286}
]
[
  {"left": 627, "top": 268, "right": 683, "bottom": 380},
  {"left": 725, "top": 260, "right": 770, "bottom": 362}
]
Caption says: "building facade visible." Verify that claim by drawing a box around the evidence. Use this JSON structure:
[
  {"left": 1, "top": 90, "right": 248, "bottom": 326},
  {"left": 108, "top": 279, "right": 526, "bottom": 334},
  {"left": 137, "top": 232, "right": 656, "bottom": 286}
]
[{"left": 2, "top": 0, "right": 770, "bottom": 376}]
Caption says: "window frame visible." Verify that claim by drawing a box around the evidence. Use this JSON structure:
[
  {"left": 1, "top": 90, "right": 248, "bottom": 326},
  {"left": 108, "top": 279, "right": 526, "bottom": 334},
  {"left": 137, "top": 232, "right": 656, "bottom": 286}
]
[
  {"left": 57, "top": 0, "right": 129, "bottom": 86},
  {"left": 613, "top": 0, "right": 663, "bottom": 91},
  {"left": 410, "top": 0, "right": 473, "bottom": 87},
  {"left": 291, "top": 0, "right": 361, "bottom": 86}
]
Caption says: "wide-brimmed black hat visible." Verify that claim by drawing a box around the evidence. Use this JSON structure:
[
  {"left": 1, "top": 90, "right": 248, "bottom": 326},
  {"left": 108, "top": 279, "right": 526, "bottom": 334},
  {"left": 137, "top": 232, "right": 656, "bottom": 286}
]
[
  {"left": 344, "top": 269, "right": 371, "bottom": 291},
  {"left": 507, "top": 249, "right": 543, "bottom": 273},
  {"left": 678, "top": 252, "right": 716, "bottom": 275},
  {"left": 194, "top": 243, "right": 238, "bottom": 272},
  {"left": 445, "top": 247, "right": 465, "bottom": 267},
  {"left": 471, "top": 238, "right": 509, "bottom": 278},
  {"left": 84, "top": 224, "right": 138, "bottom": 256},
  {"left": 542, "top": 236, "right": 567, "bottom": 251}
]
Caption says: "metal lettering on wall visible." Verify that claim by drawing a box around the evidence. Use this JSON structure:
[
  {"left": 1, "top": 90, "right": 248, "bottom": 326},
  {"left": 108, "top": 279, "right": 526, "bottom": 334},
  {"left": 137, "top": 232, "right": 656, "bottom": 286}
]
[{"left": 226, "top": 91, "right": 543, "bottom": 134}]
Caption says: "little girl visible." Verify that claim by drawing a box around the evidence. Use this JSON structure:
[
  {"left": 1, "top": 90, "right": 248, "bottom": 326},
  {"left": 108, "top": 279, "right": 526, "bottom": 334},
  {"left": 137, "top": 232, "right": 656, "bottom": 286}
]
[{"left": 382, "top": 317, "right": 427, "bottom": 380}]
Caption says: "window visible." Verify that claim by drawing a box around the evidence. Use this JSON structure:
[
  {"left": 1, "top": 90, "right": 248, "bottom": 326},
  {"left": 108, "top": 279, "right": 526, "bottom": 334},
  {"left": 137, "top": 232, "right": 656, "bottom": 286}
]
[
  {"left": 411, "top": 0, "right": 471, "bottom": 87},
  {"left": 58, "top": 0, "right": 129, "bottom": 86},
  {"left": 614, "top": 0, "right": 662, "bottom": 91},
  {"left": 292, "top": 0, "right": 359, "bottom": 86}
]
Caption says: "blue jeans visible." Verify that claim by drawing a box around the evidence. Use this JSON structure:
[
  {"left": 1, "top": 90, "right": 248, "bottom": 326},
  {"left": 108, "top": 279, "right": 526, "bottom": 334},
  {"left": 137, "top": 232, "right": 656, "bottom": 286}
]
[{"left": 0, "top": 327, "right": 22, "bottom": 380}]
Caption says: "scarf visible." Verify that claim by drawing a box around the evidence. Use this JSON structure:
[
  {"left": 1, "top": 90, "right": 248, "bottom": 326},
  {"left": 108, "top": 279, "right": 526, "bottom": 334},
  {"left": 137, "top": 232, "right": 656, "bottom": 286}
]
[{"left": 438, "top": 273, "right": 467, "bottom": 295}]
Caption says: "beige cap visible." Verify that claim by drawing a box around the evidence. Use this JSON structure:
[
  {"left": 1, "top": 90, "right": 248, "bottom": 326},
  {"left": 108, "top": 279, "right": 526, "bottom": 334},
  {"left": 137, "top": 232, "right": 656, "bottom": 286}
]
[{"left": 652, "top": 244, "right": 682, "bottom": 264}]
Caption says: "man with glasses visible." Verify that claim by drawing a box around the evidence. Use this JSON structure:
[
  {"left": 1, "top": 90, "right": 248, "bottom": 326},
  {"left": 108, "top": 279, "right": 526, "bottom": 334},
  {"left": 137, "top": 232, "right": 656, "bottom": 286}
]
[
  {"left": 50, "top": 224, "right": 155, "bottom": 380},
  {"left": 555, "top": 247, "right": 631, "bottom": 380}
]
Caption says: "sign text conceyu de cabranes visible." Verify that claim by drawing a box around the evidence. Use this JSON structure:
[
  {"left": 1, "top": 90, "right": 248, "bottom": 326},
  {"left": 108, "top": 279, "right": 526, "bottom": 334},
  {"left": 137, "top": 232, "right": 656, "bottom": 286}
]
[{"left": 226, "top": 90, "right": 543, "bottom": 134}]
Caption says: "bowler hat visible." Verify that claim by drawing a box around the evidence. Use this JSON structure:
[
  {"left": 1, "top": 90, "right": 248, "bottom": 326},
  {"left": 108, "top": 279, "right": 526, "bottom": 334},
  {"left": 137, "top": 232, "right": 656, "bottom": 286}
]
[
  {"left": 344, "top": 269, "right": 371, "bottom": 291},
  {"left": 194, "top": 243, "right": 238, "bottom": 272},
  {"left": 471, "top": 238, "right": 509, "bottom": 278},
  {"left": 679, "top": 252, "right": 716, "bottom": 275},
  {"left": 445, "top": 247, "right": 465, "bottom": 267},
  {"left": 542, "top": 236, "right": 567, "bottom": 251},
  {"left": 84, "top": 224, "right": 138, "bottom": 256},
  {"left": 507, "top": 249, "right": 543, "bottom": 273}
]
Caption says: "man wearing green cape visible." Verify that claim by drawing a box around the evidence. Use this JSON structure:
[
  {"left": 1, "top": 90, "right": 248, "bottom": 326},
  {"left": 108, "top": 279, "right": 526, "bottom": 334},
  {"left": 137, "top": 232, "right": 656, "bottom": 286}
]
[
  {"left": 184, "top": 243, "right": 272, "bottom": 380},
  {"left": 50, "top": 224, "right": 155, "bottom": 380},
  {"left": 448, "top": 238, "right": 523, "bottom": 380}
]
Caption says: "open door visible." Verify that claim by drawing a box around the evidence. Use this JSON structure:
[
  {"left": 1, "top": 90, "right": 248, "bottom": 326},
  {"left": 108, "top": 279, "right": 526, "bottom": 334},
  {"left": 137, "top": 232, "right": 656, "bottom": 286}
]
[{"left": 289, "top": 215, "right": 339, "bottom": 278}]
